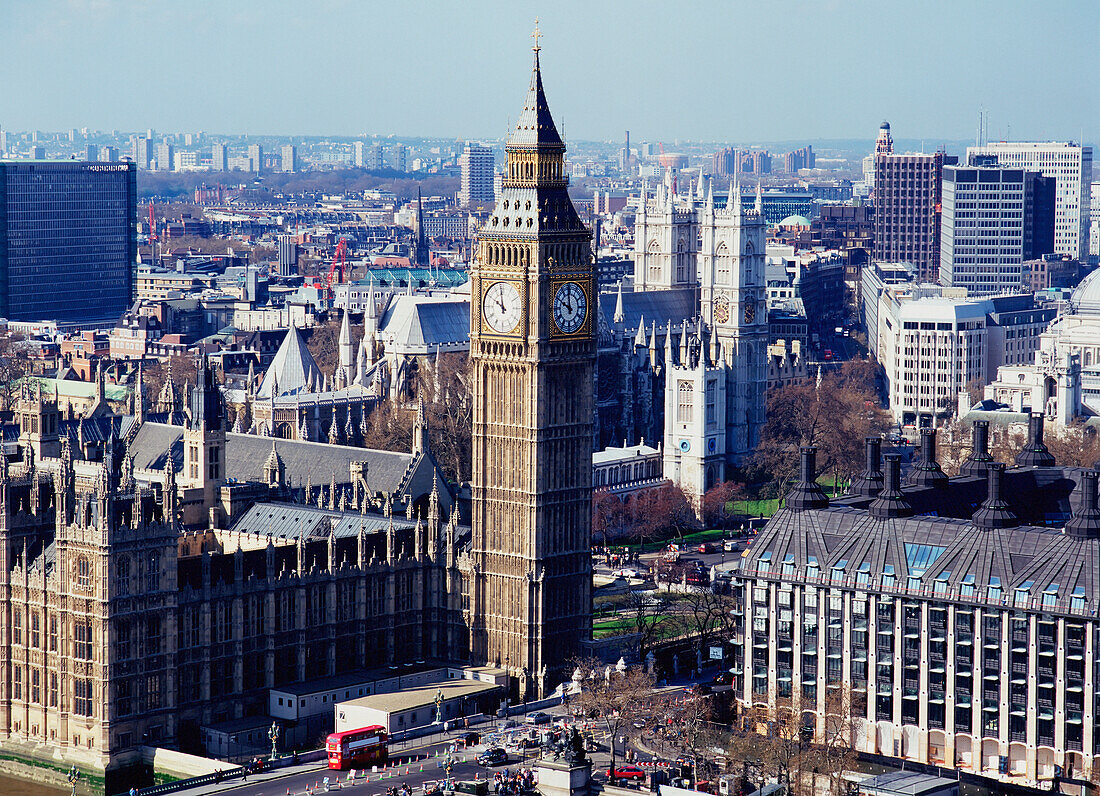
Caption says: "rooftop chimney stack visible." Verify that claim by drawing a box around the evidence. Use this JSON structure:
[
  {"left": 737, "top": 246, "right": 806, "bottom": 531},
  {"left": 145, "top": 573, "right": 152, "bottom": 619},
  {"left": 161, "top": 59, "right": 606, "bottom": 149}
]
[
  {"left": 1065, "top": 470, "right": 1100, "bottom": 539},
  {"left": 972, "top": 462, "right": 1019, "bottom": 529},
  {"left": 1015, "top": 413, "right": 1056, "bottom": 467},
  {"left": 869, "top": 454, "right": 913, "bottom": 519},
  {"left": 849, "top": 436, "right": 885, "bottom": 497},
  {"left": 907, "top": 428, "right": 948, "bottom": 488},
  {"left": 785, "top": 447, "right": 830, "bottom": 512},
  {"left": 960, "top": 420, "right": 995, "bottom": 477}
]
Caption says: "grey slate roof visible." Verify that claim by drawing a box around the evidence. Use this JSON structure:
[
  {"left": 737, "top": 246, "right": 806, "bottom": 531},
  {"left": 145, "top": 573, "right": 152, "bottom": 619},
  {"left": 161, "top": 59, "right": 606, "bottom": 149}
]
[
  {"left": 127, "top": 422, "right": 421, "bottom": 496},
  {"left": 257, "top": 326, "right": 323, "bottom": 399},
  {"left": 739, "top": 465, "right": 1100, "bottom": 615},
  {"left": 380, "top": 296, "right": 470, "bottom": 352},
  {"left": 508, "top": 50, "right": 563, "bottom": 148},
  {"left": 230, "top": 501, "right": 416, "bottom": 540},
  {"left": 598, "top": 287, "right": 698, "bottom": 337}
]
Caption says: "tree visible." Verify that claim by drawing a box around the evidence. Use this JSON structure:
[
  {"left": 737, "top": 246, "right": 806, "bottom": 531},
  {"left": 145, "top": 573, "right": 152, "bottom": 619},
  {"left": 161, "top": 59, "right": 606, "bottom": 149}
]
[
  {"left": 0, "top": 333, "right": 32, "bottom": 411},
  {"left": 659, "top": 691, "right": 724, "bottom": 781},
  {"left": 593, "top": 491, "right": 630, "bottom": 546},
  {"left": 679, "top": 588, "right": 737, "bottom": 673},
  {"left": 628, "top": 483, "right": 697, "bottom": 543},
  {"left": 306, "top": 317, "right": 341, "bottom": 375},
  {"left": 702, "top": 480, "right": 745, "bottom": 529},
  {"left": 569, "top": 661, "right": 659, "bottom": 784},
  {"left": 725, "top": 689, "right": 857, "bottom": 796},
  {"left": 752, "top": 361, "right": 890, "bottom": 497},
  {"left": 1043, "top": 422, "right": 1100, "bottom": 467},
  {"left": 622, "top": 589, "right": 672, "bottom": 660},
  {"left": 414, "top": 352, "right": 473, "bottom": 484}
]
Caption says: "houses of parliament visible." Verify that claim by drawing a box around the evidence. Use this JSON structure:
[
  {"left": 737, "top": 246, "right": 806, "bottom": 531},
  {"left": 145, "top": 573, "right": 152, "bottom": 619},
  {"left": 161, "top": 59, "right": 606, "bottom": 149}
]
[{"left": 0, "top": 41, "right": 595, "bottom": 787}]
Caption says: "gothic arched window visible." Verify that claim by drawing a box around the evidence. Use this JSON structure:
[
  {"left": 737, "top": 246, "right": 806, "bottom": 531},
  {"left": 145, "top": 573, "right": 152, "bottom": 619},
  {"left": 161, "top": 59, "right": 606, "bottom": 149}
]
[
  {"left": 676, "top": 239, "right": 687, "bottom": 283},
  {"left": 145, "top": 552, "right": 160, "bottom": 593},
  {"left": 647, "top": 240, "right": 661, "bottom": 283},
  {"left": 677, "top": 381, "right": 694, "bottom": 423},
  {"left": 715, "top": 244, "right": 731, "bottom": 285},
  {"left": 74, "top": 556, "right": 91, "bottom": 591},
  {"left": 117, "top": 556, "right": 130, "bottom": 597}
]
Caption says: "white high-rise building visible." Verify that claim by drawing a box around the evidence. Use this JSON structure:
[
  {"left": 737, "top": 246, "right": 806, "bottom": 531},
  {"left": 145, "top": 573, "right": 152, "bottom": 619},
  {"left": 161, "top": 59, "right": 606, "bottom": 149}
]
[
  {"left": 353, "top": 140, "right": 366, "bottom": 168},
  {"left": 967, "top": 141, "right": 1093, "bottom": 260},
  {"left": 458, "top": 144, "right": 494, "bottom": 207},
  {"left": 940, "top": 161, "right": 1050, "bottom": 295},
  {"left": 211, "top": 143, "right": 228, "bottom": 171}
]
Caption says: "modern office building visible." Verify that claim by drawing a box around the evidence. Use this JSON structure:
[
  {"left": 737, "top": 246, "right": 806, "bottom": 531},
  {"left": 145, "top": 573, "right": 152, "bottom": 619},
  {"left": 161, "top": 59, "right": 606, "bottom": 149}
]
[
  {"left": 387, "top": 143, "right": 406, "bottom": 172},
  {"left": 967, "top": 142, "right": 1093, "bottom": 260},
  {"left": 369, "top": 142, "right": 384, "bottom": 170},
  {"left": 155, "top": 142, "right": 174, "bottom": 172},
  {"left": 247, "top": 144, "right": 263, "bottom": 173},
  {"left": 276, "top": 234, "right": 299, "bottom": 277},
  {"left": 940, "top": 160, "right": 1056, "bottom": 295},
  {"left": 0, "top": 160, "right": 136, "bottom": 323},
  {"left": 458, "top": 144, "right": 495, "bottom": 207},
  {"left": 873, "top": 123, "right": 957, "bottom": 282},
  {"left": 280, "top": 144, "right": 298, "bottom": 173},
  {"left": 872, "top": 284, "right": 1054, "bottom": 425},
  {"left": 211, "top": 143, "right": 228, "bottom": 172},
  {"left": 132, "top": 138, "right": 151, "bottom": 169},
  {"left": 729, "top": 433, "right": 1100, "bottom": 789},
  {"left": 98, "top": 146, "right": 118, "bottom": 163}
]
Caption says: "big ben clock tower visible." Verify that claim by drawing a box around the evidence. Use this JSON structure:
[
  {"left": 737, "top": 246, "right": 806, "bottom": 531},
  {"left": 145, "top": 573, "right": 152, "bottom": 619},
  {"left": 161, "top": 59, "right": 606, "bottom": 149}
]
[{"left": 469, "top": 29, "right": 594, "bottom": 699}]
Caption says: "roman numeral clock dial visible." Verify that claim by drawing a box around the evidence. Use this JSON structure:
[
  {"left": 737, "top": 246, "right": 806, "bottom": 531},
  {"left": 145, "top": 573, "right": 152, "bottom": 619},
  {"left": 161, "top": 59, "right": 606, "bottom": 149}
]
[
  {"left": 483, "top": 281, "right": 522, "bottom": 334},
  {"left": 552, "top": 281, "right": 587, "bottom": 334}
]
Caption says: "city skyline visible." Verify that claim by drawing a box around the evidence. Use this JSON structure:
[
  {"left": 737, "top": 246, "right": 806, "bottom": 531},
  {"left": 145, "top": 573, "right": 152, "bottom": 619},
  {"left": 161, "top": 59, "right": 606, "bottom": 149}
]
[{"left": 2, "top": 0, "right": 1094, "bottom": 145}]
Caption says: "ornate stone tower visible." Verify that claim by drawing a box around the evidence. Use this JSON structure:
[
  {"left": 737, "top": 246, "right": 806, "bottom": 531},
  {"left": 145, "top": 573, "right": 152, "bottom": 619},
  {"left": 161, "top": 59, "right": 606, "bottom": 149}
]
[
  {"left": 698, "top": 182, "right": 768, "bottom": 461},
  {"left": 469, "top": 33, "right": 594, "bottom": 699}
]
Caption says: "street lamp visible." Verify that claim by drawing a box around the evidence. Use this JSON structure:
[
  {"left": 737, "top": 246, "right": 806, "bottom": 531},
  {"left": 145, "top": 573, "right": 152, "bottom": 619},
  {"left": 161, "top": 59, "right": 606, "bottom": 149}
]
[
  {"left": 67, "top": 766, "right": 79, "bottom": 796},
  {"left": 269, "top": 721, "right": 281, "bottom": 761}
]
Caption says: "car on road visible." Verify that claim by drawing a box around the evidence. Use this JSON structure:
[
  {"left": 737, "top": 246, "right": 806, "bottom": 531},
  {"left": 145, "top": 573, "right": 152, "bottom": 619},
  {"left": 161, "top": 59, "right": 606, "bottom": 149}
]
[
  {"left": 526, "top": 711, "right": 552, "bottom": 725},
  {"left": 722, "top": 539, "right": 737, "bottom": 552},
  {"left": 612, "top": 568, "right": 641, "bottom": 579},
  {"left": 607, "top": 764, "right": 647, "bottom": 781},
  {"left": 697, "top": 543, "right": 714, "bottom": 553},
  {"left": 477, "top": 747, "right": 508, "bottom": 766},
  {"left": 460, "top": 731, "right": 481, "bottom": 745}
]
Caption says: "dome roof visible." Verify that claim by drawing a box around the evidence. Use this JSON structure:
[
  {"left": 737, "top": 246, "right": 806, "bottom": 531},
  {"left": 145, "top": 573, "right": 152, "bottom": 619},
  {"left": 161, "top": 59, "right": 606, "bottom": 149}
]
[
  {"left": 880, "top": 120, "right": 891, "bottom": 130},
  {"left": 1071, "top": 268, "right": 1100, "bottom": 316},
  {"left": 779, "top": 214, "right": 810, "bottom": 227}
]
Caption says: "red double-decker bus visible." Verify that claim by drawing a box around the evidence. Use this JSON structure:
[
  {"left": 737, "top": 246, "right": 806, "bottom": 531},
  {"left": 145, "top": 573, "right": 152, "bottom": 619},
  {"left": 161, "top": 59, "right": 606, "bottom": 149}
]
[{"left": 326, "top": 725, "right": 388, "bottom": 770}]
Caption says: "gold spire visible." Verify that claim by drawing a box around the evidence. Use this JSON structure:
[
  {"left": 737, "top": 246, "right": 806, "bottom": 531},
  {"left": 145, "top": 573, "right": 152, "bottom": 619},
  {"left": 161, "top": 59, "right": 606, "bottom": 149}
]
[{"left": 531, "top": 17, "right": 541, "bottom": 52}]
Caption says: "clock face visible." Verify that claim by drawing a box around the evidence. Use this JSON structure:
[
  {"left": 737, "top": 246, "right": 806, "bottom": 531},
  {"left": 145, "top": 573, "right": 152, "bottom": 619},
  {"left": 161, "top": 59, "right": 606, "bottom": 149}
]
[
  {"left": 483, "top": 281, "right": 522, "bottom": 334},
  {"left": 743, "top": 294, "right": 756, "bottom": 324},
  {"left": 553, "top": 282, "right": 587, "bottom": 335},
  {"left": 713, "top": 296, "right": 730, "bottom": 325}
]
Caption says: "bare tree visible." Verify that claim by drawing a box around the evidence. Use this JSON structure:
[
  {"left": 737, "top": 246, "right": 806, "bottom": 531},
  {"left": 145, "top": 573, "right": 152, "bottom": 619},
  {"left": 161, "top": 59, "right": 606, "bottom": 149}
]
[
  {"left": 0, "top": 333, "right": 32, "bottom": 411},
  {"left": 569, "top": 661, "right": 658, "bottom": 784},
  {"left": 415, "top": 352, "right": 472, "bottom": 483},
  {"left": 622, "top": 589, "right": 672, "bottom": 661},
  {"left": 726, "top": 689, "right": 857, "bottom": 796},
  {"left": 659, "top": 691, "right": 724, "bottom": 780},
  {"left": 679, "top": 588, "right": 737, "bottom": 674},
  {"left": 752, "top": 361, "right": 889, "bottom": 496}
]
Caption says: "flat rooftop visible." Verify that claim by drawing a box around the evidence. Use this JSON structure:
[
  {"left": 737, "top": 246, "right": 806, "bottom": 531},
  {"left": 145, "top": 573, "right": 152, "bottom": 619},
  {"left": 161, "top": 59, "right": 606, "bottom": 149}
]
[{"left": 339, "top": 680, "right": 501, "bottom": 713}]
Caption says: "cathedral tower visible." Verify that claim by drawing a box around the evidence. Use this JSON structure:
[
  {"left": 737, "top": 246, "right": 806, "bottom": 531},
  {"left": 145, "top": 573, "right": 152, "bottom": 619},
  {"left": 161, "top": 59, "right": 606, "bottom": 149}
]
[
  {"left": 469, "top": 33, "right": 594, "bottom": 699},
  {"left": 698, "top": 181, "right": 768, "bottom": 461}
]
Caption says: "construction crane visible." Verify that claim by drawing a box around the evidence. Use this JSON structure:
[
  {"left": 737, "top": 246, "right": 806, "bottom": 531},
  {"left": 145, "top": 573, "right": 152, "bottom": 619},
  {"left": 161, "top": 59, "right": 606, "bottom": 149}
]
[{"left": 321, "top": 237, "right": 348, "bottom": 304}]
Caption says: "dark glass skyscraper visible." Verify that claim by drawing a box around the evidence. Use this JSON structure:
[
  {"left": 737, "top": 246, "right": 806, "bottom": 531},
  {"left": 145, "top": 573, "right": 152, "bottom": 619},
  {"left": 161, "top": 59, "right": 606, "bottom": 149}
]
[{"left": 0, "top": 160, "right": 135, "bottom": 323}]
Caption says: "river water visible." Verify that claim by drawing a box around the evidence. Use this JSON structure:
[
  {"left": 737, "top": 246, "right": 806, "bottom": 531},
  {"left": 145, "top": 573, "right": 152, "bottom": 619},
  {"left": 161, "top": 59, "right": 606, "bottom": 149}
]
[{"left": 0, "top": 773, "right": 69, "bottom": 796}]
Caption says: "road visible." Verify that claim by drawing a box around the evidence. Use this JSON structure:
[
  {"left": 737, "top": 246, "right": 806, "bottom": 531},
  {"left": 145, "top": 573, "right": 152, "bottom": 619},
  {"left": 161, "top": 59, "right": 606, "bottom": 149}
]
[{"left": 184, "top": 706, "right": 673, "bottom": 796}]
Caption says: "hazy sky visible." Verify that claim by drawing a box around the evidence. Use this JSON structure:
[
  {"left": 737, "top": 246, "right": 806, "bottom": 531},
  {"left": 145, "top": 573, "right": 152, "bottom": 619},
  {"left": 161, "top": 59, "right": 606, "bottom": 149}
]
[{"left": 3, "top": 0, "right": 1096, "bottom": 145}]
